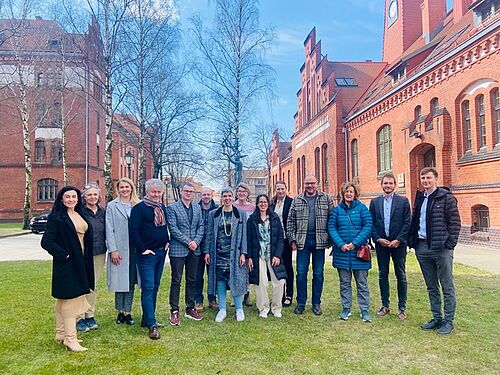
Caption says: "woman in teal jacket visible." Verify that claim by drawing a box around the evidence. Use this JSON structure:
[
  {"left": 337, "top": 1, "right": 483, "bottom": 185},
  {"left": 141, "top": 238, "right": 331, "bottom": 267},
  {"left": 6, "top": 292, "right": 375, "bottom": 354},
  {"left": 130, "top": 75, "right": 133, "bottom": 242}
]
[{"left": 328, "top": 182, "right": 373, "bottom": 322}]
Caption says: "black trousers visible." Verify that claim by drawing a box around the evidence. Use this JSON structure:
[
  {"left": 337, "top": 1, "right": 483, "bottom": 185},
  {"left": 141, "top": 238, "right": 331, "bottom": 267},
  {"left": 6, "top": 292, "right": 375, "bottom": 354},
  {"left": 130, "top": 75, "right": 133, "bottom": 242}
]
[
  {"left": 375, "top": 244, "right": 407, "bottom": 310},
  {"left": 282, "top": 238, "right": 294, "bottom": 300},
  {"left": 169, "top": 251, "right": 200, "bottom": 312}
]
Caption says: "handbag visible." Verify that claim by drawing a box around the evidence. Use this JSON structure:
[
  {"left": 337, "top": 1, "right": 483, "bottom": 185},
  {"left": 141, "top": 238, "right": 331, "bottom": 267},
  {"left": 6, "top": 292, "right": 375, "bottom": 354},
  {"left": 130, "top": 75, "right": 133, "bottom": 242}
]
[{"left": 345, "top": 211, "right": 372, "bottom": 261}]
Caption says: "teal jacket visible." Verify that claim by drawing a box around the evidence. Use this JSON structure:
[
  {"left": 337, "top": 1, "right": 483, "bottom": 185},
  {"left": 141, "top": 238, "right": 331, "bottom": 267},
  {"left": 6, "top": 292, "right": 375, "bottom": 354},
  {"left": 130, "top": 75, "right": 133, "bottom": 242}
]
[{"left": 328, "top": 199, "right": 372, "bottom": 270}]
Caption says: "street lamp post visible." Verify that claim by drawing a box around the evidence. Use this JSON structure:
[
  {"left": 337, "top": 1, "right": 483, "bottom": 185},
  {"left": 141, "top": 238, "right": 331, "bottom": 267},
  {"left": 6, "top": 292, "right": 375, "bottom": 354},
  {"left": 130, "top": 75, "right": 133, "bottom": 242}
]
[{"left": 124, "top": 150, "right": 134, "bottom": 179}]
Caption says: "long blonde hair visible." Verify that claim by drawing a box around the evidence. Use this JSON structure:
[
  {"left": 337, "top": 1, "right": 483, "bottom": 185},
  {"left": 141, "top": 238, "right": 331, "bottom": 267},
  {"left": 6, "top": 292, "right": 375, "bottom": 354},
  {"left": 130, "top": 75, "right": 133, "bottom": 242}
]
[{"left": 116, "top": 177, "right": 140, "bottom": 207}]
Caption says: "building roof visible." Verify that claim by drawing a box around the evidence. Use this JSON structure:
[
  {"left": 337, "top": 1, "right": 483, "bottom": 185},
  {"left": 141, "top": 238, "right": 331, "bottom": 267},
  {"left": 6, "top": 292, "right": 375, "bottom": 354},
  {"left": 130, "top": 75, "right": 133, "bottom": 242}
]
[
  {"left": 346, "top": 9, "right": 489, "bottom": 120},
  {"left": 0, "top": 18, "right": 85, "bottom": 55}
]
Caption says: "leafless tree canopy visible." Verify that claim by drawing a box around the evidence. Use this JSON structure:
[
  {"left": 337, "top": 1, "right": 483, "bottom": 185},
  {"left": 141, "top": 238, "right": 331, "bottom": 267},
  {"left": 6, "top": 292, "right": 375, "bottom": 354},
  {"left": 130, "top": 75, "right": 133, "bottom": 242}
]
[{"left": 191, "top": 0, "right": 275, "bottom": 186}]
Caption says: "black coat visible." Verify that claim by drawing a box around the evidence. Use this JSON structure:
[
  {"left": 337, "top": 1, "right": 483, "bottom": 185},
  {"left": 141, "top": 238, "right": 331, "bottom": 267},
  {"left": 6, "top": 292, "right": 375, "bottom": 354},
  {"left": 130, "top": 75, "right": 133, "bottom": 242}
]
[
  {"left": 369, "top": 193, "right": 411, "bottom": 248},
  {"left": 270, "top": 195, "right": 292, "bottom": 239},
  {"left": 407, "top": 187, "right": 461, "bottom": 251},
  {"left": 41, "top": 211, "right": 95, "bottom": 299},
  {"left": 247, "top": 210, "right": 287, "bottom": 284}
]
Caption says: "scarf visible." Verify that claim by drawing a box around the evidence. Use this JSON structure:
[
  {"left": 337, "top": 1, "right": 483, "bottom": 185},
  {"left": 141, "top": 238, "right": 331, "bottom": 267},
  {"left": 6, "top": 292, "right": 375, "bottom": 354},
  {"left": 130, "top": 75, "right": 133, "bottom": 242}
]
[{"left": 142, "top": 197, "right": 166, "bottom": 227}]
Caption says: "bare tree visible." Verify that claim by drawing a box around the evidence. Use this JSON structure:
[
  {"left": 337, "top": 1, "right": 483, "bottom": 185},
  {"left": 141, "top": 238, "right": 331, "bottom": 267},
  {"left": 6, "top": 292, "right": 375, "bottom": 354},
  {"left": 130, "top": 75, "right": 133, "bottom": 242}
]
[
  {"left": 58, "top": 0, "right": 133, "bottom": 201},
  {"left": 116, "top": 0, "right": 179, "bottom": 195},
  {"left": 191, "top": 0, "right": 275, "bottom": 186},
  {"left": 0, "top": 0, "right": 54, "bottom": 228}
]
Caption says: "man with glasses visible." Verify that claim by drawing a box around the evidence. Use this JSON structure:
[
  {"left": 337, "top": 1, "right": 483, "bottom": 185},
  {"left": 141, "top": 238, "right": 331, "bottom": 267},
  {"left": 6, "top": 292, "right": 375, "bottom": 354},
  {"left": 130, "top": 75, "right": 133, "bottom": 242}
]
[
  {"left": 166, "top": 182, "right": 205, "bottom": 325},
  {"left": 287, "top": 175, "right": 334, "bottom": 315}
]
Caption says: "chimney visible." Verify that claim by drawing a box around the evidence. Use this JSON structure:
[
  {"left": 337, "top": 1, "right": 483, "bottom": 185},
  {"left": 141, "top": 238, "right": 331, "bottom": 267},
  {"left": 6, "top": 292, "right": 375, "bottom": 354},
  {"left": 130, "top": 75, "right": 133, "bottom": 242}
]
[
  {"left": 453, "top": 0, "right": 473, "bottom": 23},
  {"left": 421, "top": 0, "right": 447, "bottom": 43}
]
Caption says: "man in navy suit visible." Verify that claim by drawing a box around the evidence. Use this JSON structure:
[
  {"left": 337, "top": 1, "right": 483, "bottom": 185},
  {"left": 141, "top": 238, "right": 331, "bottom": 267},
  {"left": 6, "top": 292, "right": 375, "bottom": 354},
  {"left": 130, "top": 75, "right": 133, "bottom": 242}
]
[
  {"left": 369, "top": 172, "right": 411, "bottom": 320},
  {"left": 166, "top": 182, "right": 205, "bottom": 326}
]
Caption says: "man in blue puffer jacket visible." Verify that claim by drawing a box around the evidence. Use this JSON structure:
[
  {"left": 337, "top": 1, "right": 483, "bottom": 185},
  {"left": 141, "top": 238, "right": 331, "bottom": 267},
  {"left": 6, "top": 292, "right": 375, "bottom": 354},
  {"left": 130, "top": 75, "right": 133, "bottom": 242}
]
[{"left": 328, "top": 182, "right": 373, "bottom": 322}]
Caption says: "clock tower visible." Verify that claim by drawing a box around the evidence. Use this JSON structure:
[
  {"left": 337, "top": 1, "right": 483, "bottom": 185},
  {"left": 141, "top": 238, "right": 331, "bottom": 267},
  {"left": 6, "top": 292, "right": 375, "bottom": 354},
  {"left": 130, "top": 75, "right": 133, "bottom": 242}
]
[{"left": 382, "top": 0, "right": 423, "bottom": 64}]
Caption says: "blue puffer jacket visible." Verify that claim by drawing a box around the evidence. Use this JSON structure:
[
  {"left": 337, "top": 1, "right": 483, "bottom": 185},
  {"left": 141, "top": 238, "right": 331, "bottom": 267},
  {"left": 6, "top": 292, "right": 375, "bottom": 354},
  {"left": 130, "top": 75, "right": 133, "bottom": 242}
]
[{"left": 328, "top": 199, "right": 373, "bottom": 270}]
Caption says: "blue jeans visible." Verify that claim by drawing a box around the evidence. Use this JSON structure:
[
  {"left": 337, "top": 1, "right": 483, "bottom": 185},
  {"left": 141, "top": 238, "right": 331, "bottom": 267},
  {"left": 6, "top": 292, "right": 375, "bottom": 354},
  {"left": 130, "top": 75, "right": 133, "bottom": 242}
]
[
  {"left": 296, "top": 236, "right": 325, "bottom": 306},
  {"left": 137, "top": 248, "right": 166, "bottom": 328},
  {"left": 217, "top": 280, "right": 243, "bottom": 310}
]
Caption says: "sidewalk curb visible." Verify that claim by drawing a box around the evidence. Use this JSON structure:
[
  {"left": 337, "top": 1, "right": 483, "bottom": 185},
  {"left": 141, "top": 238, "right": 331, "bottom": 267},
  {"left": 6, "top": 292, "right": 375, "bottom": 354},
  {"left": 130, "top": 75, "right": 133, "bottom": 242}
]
[{"left": 0, "top": 231, "right": 32, "bottom": 239}]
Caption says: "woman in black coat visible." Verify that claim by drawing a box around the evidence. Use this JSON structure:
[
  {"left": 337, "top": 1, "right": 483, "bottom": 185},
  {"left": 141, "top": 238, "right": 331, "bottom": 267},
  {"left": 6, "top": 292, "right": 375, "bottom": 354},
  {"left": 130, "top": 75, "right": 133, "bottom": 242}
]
[
  {"left": 247, "top": 194, "right": 287, "bottom": 318},
  {"left": 41, "top": 186, "right": 95, "bottom": 352}
]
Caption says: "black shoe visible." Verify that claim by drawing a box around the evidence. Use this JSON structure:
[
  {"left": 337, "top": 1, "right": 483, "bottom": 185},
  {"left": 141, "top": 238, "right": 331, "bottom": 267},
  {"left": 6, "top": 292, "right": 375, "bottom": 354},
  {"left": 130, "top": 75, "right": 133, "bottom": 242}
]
[
  {"left": 124, "top": 314, "right": 135, "bottom": 325},
  {"left": 312, "top": 304, "right": 322, "bottom": 316},
  {"left": 421, "top": 319, "right": 443, "bottom": 330},
  {"left": 437, "top": 321, "right": 454, "bottom": 335},
  {"left": 116, "top": 312, "right": 125, "bottom": 324},
  {"left": 148, "top": 326, "right": 160, "bottom": 340},
  {"left": 244, "top": 293, "right": 253, "bottom": 307},
  {"left": 293, "top": 304, "right": 305, "bottom": 315}
]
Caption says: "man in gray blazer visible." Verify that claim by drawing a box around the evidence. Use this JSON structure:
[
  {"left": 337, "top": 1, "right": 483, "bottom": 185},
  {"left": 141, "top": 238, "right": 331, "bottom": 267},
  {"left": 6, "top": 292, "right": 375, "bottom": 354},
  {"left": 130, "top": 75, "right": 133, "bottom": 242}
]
[
  {"left": 369, "top": 172, "right": 411, "bottom": 320},
  {"left": 166, "top": 182, "right": 205, "bottom": 325}
]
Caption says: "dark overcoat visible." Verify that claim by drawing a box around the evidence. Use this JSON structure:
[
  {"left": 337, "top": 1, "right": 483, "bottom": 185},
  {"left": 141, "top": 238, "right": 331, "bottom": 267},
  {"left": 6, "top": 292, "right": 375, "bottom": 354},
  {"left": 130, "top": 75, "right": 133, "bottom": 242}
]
[
  {"left": 41, "top": 211, "right": 95, "bottom": 299},
  {"left": 247, "top": 210, "right": 287, "bottom": 285}
]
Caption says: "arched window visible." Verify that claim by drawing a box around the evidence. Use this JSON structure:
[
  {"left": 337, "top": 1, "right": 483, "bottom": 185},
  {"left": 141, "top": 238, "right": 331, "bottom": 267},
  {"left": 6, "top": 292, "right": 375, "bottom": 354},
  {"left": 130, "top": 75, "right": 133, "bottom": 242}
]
[
  {"left": 430, "top": 97, "right": 439, "bottom": 115},
  {"left": 287, "top": 170, "right": 291, "bottom": 190},
  {"left": 351, "top": 139, "right": 358, "bottom": 177},
  {"left": 462, "top": 100, "right": 471, "bottom": 152},
  {"left": 37, "top": 178, "right": 58, "bottom": 201},
  {"left": 35, "top": 140, "right": 46, "bottom": 162},
  {"left": 321, "top": 143, "right": 328, "bottom": 190},
  {"left": 301, "top": 155, "right": 306, "bottom": 183},
  {"left": 314, "top": 147, "right": 321, "bottom": 184},
  {"left": 491, "top": 88, "right": 500, "bottom": 145},
  {"left": 377, "top": 125, "right": 392, "bottom": 173},
  {"left": 414, "top": 105, "right": 422, "bottom": 121},
  {"left": 296, "top": 158, "right": 301, "bottom": 191},
  {"left": 476, "top": 94, "right": 486, "bottom": 148},
  {"left": 471, "top": 204, "right": 490, "bottom": 232}
]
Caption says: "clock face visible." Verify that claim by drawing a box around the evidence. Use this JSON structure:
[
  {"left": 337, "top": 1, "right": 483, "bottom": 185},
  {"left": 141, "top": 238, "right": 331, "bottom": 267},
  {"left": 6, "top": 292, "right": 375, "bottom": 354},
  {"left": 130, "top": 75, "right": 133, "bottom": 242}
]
[{"left": 389, "top": 0, "right": 397, "bottom": 19}]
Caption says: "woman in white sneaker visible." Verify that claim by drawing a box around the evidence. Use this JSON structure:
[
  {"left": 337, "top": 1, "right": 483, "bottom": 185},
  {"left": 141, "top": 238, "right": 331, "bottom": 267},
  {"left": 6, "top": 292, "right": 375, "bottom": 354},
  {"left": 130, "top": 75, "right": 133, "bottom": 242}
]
[
  {"left": 247, "top": 194, "right": 287, "bottom": 318},
  {"left": 204, "top": 187, "right": 248, "bottom": 322}
]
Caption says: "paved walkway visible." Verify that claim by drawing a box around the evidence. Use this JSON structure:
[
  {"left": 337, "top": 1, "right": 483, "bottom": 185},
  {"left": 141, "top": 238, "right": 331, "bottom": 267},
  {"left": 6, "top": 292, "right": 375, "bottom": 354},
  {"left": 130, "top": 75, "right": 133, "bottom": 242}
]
[{"left": 0, "top": 233, "right": 499, "bottom": 275}]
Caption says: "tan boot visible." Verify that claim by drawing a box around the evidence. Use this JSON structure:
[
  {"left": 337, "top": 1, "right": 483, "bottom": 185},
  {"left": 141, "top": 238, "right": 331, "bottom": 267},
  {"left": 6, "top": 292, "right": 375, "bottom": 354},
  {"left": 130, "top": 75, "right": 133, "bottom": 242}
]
[
  {"left": 63, "top": 317, "right": 88, "bottom": 352},
  {"left": 54, "top": 308, "right": 65, "bottom": 343}
]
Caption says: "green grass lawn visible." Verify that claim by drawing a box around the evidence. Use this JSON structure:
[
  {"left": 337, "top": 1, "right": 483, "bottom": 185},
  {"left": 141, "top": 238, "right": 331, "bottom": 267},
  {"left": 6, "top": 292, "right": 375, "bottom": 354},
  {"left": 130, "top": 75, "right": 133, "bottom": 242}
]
[
  {"left": 0, "top": 254, "right": 499, "bottom": 374},
  {"left": 0, "top": 223, "right": 24, "bottom": 236}
]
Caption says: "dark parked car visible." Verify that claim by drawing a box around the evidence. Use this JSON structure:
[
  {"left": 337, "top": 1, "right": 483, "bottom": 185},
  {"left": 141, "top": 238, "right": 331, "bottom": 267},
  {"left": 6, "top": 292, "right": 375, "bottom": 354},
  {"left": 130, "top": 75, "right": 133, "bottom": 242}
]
[{"left": 30, "top": 212, "right": 50, "bottom": 234}]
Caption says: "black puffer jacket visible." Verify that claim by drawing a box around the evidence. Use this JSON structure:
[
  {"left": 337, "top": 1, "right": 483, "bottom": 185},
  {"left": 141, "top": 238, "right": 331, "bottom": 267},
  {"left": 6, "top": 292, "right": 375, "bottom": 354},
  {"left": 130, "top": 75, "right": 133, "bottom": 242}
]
[
  {"left": 408, "top": 187, "right": 461, "bottom": 252},
  {"left": 247, "top": 210, "right": 287, "bottom": 284}
]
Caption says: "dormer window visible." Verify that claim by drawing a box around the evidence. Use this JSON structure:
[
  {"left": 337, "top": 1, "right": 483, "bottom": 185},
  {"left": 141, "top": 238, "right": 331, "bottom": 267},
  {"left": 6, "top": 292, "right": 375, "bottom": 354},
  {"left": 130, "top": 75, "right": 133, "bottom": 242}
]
[
  {"left": 390, "top": 65, "right": 406, "bottom": 84},
  {"left": 48, "top": 39, "right": 59, "bottom": 48},
  {"left": 472, "top": 0, "right": 500, "bottom": 26}
]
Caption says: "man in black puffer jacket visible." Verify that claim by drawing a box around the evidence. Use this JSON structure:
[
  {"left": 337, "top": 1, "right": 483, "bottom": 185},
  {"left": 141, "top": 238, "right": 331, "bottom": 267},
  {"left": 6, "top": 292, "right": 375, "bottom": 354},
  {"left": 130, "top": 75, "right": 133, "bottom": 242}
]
[{"left": 408, "top": 167, "right": 461, "bottom": 335}]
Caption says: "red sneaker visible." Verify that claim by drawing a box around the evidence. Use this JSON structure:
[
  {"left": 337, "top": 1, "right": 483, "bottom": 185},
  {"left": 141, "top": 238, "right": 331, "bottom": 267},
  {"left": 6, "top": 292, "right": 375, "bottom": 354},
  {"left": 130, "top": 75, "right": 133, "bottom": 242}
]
[
  {"left": 169, "top": 311, "right": 180, "bottom": 326},
  {"left": 184, "top": 309, "right": 204, "bottom": 321}
]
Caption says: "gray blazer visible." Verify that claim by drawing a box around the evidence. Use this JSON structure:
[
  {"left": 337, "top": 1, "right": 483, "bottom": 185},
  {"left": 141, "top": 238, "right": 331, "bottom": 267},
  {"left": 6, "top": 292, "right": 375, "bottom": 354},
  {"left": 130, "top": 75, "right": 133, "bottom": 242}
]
[
  {"left": 105, "top": 197, "right": 136, "bottom": 292},
  {"left": 205, "top": 206, "right": 248, "bottom": 297},
  {"left": 166, "top": 200, "right": 204, "bottom": 257}
]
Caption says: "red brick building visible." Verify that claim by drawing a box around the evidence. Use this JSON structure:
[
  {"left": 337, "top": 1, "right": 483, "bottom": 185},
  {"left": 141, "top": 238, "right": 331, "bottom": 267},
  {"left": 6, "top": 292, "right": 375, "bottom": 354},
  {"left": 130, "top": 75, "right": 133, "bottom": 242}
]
[
  {"left": 0, "top": 18, "right": 106, "bottom": 220},
  {"left": 270, "top": 0, "right": 500, "bottom": 247}
]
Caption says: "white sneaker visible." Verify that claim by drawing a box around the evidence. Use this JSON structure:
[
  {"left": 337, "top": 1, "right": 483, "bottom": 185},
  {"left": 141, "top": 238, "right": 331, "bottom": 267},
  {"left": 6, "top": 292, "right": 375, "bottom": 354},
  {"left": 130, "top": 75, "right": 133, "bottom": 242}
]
[
  {"left": 235, "top": 309, "right": 245, "bottom": 322},
  {"left": 215, "top": 309, "right": 227, "bottom": 323},
  {"left": 259, "top": 311, "right": 268, "bottom": 318},
  {"left": 273, "top": 310, "right": 282, "bottom": 318}
]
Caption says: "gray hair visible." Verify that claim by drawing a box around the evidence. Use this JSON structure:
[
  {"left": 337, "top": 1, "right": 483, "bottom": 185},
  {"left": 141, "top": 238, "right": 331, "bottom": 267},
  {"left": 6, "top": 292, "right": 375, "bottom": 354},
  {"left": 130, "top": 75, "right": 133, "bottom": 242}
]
[
  {"left": 82, "top": 183, "right": 101, "bottom": 204},
  {"left": 145, "top": 178, "right": 165, "bottom": 192},
  {"left": 220, "top": 186, "right": 234, "bottom": 196}
]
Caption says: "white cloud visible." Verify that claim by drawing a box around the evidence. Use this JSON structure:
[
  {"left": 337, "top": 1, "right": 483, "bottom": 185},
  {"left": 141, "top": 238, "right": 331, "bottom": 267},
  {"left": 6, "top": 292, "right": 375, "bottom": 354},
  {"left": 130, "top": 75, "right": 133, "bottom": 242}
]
[{"left": 128, "top": 0, "right": 179, "bottom": 23}]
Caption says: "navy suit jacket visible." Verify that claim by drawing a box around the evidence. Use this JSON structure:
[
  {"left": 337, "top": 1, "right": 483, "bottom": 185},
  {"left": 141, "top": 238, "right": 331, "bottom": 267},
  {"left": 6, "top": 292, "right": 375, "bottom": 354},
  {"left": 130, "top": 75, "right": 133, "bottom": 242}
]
[{"left": 369, "top": 193, "right": 411, "bottom": 247}]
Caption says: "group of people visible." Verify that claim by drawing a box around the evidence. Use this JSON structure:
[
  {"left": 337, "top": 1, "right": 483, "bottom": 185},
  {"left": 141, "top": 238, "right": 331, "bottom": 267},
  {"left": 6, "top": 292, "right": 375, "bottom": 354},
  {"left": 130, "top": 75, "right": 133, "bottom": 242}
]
[{"left": 41, "top": 166, "right": 461, "bottom": 352}]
